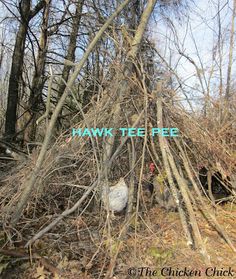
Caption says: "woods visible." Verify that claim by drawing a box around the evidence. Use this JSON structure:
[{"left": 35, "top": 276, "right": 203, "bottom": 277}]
[{"left": 0, "top": 0, "right": 236, "bottom": 278}]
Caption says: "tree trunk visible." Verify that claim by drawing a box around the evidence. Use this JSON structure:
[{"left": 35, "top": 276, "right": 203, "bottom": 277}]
[
  {"left": 4, "top": 0, "right": 31, "bottom": 140},
  {"left": 28, "top": 0, "right": 51, "bottom": 142},
  {"left": 225, "top": 0, "right": 236, "bottom": 102},
  {"left": 103, "top": 0, "right": 157, "bottom": 166},
  {"left": 57, "top": 0, "right": 84, "bottom": 97},
  {"left": 55, "top": 0, "right": 84, "bottom": 131}
]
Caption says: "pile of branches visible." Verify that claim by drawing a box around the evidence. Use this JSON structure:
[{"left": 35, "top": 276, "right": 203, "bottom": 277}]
[
  {"left": 0, "top": 1, "right": 236, "bottom": 275},
  {"left": 1, "top": 56, "right": 236, "bottom": 265}
]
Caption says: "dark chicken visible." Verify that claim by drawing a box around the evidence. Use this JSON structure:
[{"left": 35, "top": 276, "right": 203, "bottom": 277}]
[
  {"left": 144, "top": 162, "right": 176, "bottom": 211},
  {"left": 198, "top": 166, "right": 232, "bottom": 202}
]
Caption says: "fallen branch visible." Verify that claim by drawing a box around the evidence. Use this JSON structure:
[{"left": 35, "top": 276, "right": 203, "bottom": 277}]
[
  {"left": 0, "top": 248, "right": 61, "bottom": 275},
  {"left": 25, "top": 179, "right": 99, "bottom": 247}
]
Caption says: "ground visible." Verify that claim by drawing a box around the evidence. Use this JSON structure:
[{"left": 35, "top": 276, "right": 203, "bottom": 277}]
[{"left": 0, "top": 203, "right": 236, "bottom": 279}]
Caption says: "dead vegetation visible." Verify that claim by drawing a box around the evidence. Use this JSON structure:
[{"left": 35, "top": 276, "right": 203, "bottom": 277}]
[
  {"left": 0, "top": 59, "right": 236, "bottom": 277},
  {"left": 0, "top": 0, "right": 236, "bottom": 278}
]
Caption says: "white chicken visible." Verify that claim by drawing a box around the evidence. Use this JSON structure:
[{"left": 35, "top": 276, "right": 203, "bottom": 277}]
[{"left": 102, "top": 177, "right": 128, "bottom": 214}]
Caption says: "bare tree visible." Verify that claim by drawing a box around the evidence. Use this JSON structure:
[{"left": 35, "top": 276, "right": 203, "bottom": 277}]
[
  {"left": 225, "top": 0, "right": 236, "bottom": 102},
  {"left": 4, "top": 0, "right": 45, "bottom": 141},
  {"left": 27, "top": 0, "right": 51, "bottom": 141}
]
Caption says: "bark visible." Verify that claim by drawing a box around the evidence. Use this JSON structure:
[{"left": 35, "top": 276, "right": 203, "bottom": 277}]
[
  {"left": 4, "top": 0, "right": 31, "bottom": 140},
  {"left": 207, "top": 170, "right": 215, "bottom": 205},
  {"left": 0, "top": 42, "right": 4, "bottom": 70},
  {"left": 176, "top": 140, "right": 236, "bottom": 253},
  {"left": 57, "top": 0, "right": 84, "bottom": 97},
  {"left": 127, "top": 139, "right": 136, "bottom": 218},
  {"left": 55, "top": 0, "right": 84, "bottom": 131},
  {"left": 166, "top": 148, "right": 210, "bottom": 263},
  {"left": 4, "top": 0, "right": 45, "bottom": 141},
  {"left": 156, "top": 88, "right": 195, "bottom": 248},
  {"left": 225, "top": 0, "right": 236, "bottom": 102},
  {"left": 102, "top": 0, "right": 157, "bottom": 208},
  {"left": 156, "top": 88, "right": 211, "bottom": 264},
  {"left": 103, "top": 0, "right": 157, "bottom": 167},
  {"left": 28, "top": 0, "right": 51, "bottom": 141}
]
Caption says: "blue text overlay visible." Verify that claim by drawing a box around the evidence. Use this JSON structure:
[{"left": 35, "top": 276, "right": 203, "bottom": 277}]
[{"left": 71, "top": 127, "right": 179, "bottom": 137}]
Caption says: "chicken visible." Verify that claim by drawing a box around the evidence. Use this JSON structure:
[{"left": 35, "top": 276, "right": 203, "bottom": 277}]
[
  {"left": 145, "top": 162, "right": 177, "bottom": 211},
  {"left": 152, "top": 174, "right": 176, "bottom": 211},
  {"left": 102, "top": 178, "right": 128, "bottom": 214},
  {"left": 198, "top": 166, "right": 232, "bottom": 202}
]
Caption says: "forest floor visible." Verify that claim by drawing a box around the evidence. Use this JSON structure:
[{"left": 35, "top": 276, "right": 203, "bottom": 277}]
[{"left": 1, "top": 202, "right": 236, "bottom": 279}]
